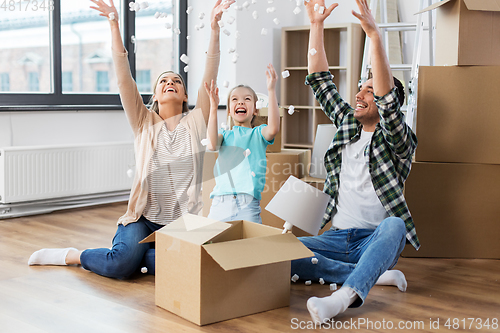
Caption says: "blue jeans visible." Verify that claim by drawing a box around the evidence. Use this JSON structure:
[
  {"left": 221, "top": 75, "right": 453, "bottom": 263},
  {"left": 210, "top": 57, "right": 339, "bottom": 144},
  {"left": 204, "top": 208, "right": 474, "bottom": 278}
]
[
  {"left": 80, "top": 216, "right": 163, "bottom": 279},
  {"left": 291, "top": 217, "right": 407, "bottom": 307},
  {"left": 208, "top": 193, "right": 262, "bottom": 224}
]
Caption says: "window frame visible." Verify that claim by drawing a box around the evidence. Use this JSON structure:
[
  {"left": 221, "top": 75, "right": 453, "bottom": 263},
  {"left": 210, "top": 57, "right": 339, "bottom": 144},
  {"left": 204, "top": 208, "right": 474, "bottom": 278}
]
[{"left": 0, "top": 0, "right": 187, "bottom": 111}]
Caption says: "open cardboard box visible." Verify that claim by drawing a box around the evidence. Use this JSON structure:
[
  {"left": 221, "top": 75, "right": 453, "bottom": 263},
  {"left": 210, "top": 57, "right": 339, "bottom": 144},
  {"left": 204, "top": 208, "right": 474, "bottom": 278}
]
[
  {"left": 418, "top": 0, "right": 500, "bottom": 66},
  {"left": 141, "top": 214, "right": 313, "bottom": 326}
]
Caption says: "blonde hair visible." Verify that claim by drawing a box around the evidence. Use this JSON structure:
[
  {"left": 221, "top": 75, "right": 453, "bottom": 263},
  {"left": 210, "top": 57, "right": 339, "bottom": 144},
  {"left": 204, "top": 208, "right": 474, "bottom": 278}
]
[
  {"left": 148, "top": 71, "right": 189, "bottom": 114},
  {"left": 225, "top": 85, "right": 263, "bottom": 129}
]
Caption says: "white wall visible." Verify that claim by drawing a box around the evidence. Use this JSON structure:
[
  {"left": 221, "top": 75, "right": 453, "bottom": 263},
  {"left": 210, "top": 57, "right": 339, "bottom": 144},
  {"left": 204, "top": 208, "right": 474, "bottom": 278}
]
[
  {"left": 1, "top": 0, "right": 426, "bottom": 148},
  {"left": 0, "top": 111, "right": 133, "bottom": 147}
]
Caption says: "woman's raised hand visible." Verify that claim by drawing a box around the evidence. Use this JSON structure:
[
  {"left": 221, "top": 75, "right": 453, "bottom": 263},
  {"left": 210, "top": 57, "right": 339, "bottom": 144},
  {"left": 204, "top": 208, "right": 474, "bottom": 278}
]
[
  {"left": 211, "top": 0, "right": 236, "bottom": 30},
  {"left": 89, "top": 0, "right": 118, "bottom": 21}
]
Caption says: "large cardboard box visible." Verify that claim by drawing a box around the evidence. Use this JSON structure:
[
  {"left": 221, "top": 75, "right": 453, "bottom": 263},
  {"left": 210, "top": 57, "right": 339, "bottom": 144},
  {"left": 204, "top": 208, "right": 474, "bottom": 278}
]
[
  {"left": 202, "top": 149, "right": 311, "bottom": 235},
  {"left": 415, "top": 66, "right": 500, "bottom": 164},
  {"left": 402, "top": 162, "right": 500, "bottom": 259},
  {"left": 419, "top": 0, "right": 500, "bottom": 66},
  {"left": 257, "top": 107, "right": 285, "bottom": 153},
  {"left": 141, "top": 214, "right": 313, "bottom": 325}
]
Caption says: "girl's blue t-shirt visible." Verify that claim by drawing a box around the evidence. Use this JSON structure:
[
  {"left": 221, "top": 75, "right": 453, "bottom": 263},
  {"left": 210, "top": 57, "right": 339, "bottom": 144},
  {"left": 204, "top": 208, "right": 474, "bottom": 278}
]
[{"left": 210, "top": 124, "right": 274, "bottom": 200}]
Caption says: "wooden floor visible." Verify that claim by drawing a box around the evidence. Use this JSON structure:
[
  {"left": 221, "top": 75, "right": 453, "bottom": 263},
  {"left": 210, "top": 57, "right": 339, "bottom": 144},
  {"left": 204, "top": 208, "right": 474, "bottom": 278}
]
[{"left": 1, "top": 203, "right": 499, "bottom": 333}]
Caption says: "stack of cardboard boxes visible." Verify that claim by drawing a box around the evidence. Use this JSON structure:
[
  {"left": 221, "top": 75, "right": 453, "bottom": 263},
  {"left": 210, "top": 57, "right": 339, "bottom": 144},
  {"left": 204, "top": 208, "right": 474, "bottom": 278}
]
[{"left": 402, "top": 0, "right": 500, "bottom": 259}]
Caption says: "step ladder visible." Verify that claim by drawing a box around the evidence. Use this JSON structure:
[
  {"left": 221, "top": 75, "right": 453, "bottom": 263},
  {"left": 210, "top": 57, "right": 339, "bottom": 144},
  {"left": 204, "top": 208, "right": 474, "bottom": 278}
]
[{"left": 360, "top": 0, "right": 436, "bottom": 132}]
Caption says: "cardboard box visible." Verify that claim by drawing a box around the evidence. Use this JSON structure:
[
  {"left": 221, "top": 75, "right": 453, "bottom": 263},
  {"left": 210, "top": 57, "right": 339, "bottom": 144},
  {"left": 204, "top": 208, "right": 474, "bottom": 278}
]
[
  {"left": 419, "top": 0, "right": 500, "bottom": 66},
  {"left": 141, "top": 214, "right": 313, "bottom": 325},
  {"left": 257, "top": 107, "right": 285, "bottom": 153},
  {"left": 202, "top": 149, "right": 311, "bottom": 236},
  {"left": 415, "top": 66, "right": 500, "bottom": 164},
  {"left": 402, "top": 162, "right": 500, "bottom": 259}
]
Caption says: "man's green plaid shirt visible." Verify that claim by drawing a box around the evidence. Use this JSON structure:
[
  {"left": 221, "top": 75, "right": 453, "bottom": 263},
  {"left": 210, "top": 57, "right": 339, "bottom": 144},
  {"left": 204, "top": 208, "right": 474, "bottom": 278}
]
[{"left": 306, "top": 71, "right": 420, "bottom": 250}]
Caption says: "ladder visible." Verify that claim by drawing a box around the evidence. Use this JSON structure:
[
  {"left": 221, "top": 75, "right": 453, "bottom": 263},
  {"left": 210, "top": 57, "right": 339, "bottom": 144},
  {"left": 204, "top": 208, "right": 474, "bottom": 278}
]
[{"left": 360, "top": 0, "right": 436, "bottom": 131}]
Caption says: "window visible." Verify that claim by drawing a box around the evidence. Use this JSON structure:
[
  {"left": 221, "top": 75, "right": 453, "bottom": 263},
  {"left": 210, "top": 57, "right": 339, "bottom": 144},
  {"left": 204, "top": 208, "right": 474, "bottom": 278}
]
[
  {"left": 96, "top": 71, "right": 109, "bottom": 92},
  {"left": 62, "top": 71, "right": 72, "bottom": 92},
  {"left": 0, "top": 73, "right": 9, "bottom": 91},
  {"left": 137, "top": 70, "right": 151, "bottom": 93},
  {"left": 28, "top": 72, "right": 40, "bottom": 91},
  {"left": 0, "top": 0, "right": 186, "bottom": 110}
]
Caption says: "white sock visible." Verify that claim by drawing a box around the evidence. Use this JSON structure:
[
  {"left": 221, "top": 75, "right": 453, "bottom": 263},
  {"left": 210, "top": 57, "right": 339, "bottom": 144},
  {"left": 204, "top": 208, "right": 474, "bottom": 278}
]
[
  {"left": 306, "top": 287, "right": 356, "bottom": 324},
  {"left": 28, "top": 247, "right": 78, "bottom": 266},
  {"left": 376, "top": 269, "right": 407, "bottom": 292}
]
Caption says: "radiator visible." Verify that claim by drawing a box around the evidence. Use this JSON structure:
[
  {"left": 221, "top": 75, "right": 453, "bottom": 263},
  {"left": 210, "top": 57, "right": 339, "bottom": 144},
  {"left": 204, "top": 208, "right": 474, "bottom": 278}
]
[{"left": 0, "top": 142, "right": 134, "bottom": 218}]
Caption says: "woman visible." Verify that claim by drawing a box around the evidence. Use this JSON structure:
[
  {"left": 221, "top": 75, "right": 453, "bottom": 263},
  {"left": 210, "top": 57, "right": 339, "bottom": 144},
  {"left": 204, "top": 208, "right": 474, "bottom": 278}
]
[{"left": 28, "top": 0, "right": 234, "bottom": 279}]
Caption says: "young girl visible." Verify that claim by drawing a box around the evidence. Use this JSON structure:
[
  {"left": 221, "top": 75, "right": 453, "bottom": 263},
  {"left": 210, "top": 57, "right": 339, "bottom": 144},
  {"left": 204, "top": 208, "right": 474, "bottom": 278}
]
[
  {"left": 27, "top": 0, "right": 234, "bottom": 278},
  {"left": 204, "top": 64, "right": 279, "bottom": 224}
]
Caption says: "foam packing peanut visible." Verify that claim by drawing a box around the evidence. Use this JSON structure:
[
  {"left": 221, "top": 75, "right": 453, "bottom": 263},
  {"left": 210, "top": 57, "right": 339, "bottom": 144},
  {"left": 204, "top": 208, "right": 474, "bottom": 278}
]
[
  {"left": 281, "top": 70, "right": 290, "bottom": 79},
  {"left": 291, "top": 274, "right": 299, "bottom": 282},
  {"left": 305, "top": 280, "right": 312, "bottom": 285},
  {"left": 330, "top": 283, "right": 337, "bottom": 291},
  {"left": 319, "top": 278, "right": 325, "bottom": 285},
  {"left": 180, "top": 54, "right": 189, "bottom": 64},
  {"left": 311, "top": 257, "right": 318, "bottom": 264}
]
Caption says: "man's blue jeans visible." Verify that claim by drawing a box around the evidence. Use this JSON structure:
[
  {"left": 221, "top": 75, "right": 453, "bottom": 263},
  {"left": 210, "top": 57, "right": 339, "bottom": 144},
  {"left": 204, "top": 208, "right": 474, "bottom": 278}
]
[
  {"left": 291, "top": 217, "right": 407, "bottom": 307},
  {"left": 80, "top": 216, "right": 162, "bottom": 279}
]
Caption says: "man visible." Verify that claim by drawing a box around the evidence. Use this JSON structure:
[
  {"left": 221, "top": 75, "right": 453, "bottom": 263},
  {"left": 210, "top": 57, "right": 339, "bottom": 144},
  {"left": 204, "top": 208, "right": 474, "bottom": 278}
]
[{"left": 291, "top": 0, "right": 419, "bottom": 323}]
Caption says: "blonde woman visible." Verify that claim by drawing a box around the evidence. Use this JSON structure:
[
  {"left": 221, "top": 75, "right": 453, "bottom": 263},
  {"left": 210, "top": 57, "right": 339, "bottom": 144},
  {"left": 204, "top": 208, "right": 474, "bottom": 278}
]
[{"left": 28, "top": 0, "right": 235, "bottom": 279}]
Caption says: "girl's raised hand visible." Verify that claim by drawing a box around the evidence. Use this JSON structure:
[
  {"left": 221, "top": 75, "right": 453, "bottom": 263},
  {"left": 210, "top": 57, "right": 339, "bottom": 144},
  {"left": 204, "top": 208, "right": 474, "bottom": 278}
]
[
  {"left": 265, "top": 64, "right": 278, "bottom": 92},
  {"left": 211, "top": 0, "right": 236, "bottom": 30},
  {"left": 204, "top": 80, "right": 220, "bottom": 108},
  {"left": 89, "top": 0, "right": 118, "bottom": 21}
]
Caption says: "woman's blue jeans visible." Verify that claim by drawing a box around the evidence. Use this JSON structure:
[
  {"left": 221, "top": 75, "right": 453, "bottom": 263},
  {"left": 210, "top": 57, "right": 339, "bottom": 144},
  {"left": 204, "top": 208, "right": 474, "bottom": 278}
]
[
  {"left": 80, "top": 216, "right": 162, "bottom": 279},
  {"left": 291, "top": 217, "right": 407, "bottom": 307}
]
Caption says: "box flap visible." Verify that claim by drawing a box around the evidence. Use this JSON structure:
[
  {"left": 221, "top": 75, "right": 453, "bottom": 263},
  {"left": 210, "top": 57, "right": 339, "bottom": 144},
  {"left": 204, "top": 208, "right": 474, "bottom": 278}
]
[
  {"left": 416, "top": 0, "right": 454, "bottom": 14},
  {"left": 139, "top": 214, "right": 231, "bottom": 245},
  {"left": 463, "top": 0, "right": 500, "bottom": 11},
  {"left": 202, "top": 233, "right": 313, "bottom": 271},
  {"left": 417, "top": 0, "right": 500, "bottom": 13}
]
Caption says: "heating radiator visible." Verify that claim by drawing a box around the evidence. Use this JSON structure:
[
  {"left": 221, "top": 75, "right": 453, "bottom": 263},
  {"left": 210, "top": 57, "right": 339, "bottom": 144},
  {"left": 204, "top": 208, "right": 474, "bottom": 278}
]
[{"left": 0, "top": 142, "right": 134, "bottom": 218}]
